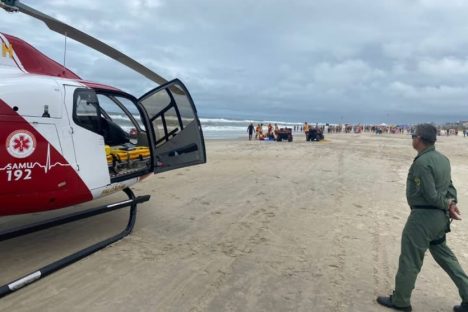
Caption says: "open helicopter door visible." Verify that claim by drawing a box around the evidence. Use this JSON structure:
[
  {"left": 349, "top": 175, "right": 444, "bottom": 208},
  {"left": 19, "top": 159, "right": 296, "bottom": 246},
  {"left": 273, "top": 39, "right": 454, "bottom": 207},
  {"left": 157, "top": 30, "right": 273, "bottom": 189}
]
[{"left": 139, "top": 79, "right": 206, "bottom": 174}]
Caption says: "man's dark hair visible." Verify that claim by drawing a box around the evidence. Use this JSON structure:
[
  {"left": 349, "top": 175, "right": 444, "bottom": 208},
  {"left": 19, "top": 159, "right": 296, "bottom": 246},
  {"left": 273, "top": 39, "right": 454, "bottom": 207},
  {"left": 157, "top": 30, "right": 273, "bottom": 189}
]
[{"left": 415, "top": 123, "right": 437, "bottom": 145}]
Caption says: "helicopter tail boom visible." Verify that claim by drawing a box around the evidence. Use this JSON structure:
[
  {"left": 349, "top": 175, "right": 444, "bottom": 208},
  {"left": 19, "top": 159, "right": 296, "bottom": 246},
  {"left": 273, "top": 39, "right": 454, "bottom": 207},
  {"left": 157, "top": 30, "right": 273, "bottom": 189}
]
[{"left": 1, "top": 0, "right": 169, "bottom": 86}]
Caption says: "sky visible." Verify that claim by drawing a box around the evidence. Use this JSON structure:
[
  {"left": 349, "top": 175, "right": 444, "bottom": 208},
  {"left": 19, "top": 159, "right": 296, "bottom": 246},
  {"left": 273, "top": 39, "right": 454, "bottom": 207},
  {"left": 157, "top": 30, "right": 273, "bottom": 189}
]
[{"left": 2, "top": 0, "right": 468, "bottom": 124}]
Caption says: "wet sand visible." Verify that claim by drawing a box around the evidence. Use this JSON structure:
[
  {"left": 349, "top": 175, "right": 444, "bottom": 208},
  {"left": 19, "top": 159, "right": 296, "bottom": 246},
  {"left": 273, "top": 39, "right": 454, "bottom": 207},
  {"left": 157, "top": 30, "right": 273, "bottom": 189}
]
[{"left": 1, "top": 133, "right": 468, "bottom": 311}]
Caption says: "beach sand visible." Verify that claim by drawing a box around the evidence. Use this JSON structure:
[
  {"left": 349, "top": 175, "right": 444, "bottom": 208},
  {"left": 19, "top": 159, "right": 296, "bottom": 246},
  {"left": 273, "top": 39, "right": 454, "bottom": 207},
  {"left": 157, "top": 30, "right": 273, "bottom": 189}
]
[{"left": 1, "top": 133, "right": 468, "bottom": 311}]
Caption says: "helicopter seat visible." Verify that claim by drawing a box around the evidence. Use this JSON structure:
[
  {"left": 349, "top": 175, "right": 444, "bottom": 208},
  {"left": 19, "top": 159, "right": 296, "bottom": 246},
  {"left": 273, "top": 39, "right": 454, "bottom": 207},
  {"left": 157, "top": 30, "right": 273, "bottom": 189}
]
[{"left": 101, "top": 118, "right": 130, "bottom": 146}]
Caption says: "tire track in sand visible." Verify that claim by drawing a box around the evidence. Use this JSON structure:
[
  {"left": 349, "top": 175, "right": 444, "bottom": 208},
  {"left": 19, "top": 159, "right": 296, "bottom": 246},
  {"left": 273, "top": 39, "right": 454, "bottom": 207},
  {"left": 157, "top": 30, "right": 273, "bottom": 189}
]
[{"left": 327, "top": 149, "right": 347, "bottom": 312}]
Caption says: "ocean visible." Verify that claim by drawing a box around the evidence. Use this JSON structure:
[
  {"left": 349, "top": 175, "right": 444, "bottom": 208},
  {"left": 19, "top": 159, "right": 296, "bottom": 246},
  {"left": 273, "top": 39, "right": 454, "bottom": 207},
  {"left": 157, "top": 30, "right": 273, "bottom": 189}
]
[
  {"left": 107, "top": 112, "right": 303, "bottom": 140},
  {"left": 199, "top": 118, "right": 303, "bottom": 140}
]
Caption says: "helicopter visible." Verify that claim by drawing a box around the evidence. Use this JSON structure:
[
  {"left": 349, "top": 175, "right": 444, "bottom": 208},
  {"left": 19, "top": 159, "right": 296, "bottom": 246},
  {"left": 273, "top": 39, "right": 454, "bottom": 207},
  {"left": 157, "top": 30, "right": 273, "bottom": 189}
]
[{"left": 0, "top": 0, "right": 206, "bottom": 297}]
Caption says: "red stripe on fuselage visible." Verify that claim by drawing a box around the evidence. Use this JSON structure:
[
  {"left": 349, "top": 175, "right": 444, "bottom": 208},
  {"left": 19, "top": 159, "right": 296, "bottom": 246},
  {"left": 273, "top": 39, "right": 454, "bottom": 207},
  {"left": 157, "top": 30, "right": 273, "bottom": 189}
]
[{"left": 0, "top": 99, "right": 93, "bottom": 216}]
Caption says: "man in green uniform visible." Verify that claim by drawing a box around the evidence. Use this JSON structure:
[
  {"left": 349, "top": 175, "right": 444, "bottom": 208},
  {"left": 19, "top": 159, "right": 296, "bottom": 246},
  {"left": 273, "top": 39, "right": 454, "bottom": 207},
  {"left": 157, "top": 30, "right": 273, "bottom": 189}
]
[{"left": 377, "top": 124, "right": 468, "bottom": 312}]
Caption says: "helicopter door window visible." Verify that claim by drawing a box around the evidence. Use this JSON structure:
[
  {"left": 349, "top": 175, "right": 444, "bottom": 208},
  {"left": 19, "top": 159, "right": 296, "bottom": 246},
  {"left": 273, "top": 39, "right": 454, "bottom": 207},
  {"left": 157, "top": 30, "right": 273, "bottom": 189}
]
[
  {"left": 150, "top": 110, "right": 179, "bottom": 147},
  {"left": 141, "top": 88, "right": 183, "bottom": 146},
  {"left": 73, "top": 89, "right": 101, "bottom": 135},
  {"left": 153, "top": 115, "right": 166, "bottom": 146},
  {"left": 142, "top": 88, "right": 171, "bottom": 117},
  {"left": 158, "top": 107, "right": 179, "bottom": 146},
  {"left": 171, "top": 91, "right": 195, "bottom": 128}
]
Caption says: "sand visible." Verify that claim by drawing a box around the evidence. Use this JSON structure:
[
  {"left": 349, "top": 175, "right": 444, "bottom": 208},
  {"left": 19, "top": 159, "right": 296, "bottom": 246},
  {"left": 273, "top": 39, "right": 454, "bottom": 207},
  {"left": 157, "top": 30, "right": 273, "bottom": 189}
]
[{"left": 1, "top": 133, "right": 468, "bottom": 312}]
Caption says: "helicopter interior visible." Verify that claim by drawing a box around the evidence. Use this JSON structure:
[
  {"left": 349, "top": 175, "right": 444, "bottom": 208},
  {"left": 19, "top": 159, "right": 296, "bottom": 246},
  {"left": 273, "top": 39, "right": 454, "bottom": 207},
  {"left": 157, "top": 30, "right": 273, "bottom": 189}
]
[{"left": 73, "top": 89, "right": 151, "bottom": 180}]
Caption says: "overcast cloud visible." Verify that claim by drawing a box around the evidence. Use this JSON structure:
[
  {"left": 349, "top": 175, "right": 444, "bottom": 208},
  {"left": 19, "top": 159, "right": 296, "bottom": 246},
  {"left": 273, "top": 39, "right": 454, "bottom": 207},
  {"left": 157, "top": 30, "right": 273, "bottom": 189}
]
[{"left": 2, "top": 0, "right": 468, "bottom": 124}]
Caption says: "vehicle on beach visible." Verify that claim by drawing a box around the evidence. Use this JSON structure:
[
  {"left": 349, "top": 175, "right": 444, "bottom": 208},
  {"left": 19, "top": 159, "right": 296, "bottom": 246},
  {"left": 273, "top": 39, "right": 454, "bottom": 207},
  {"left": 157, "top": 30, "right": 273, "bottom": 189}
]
[
  {"left": 276, "top": 127, "right": 293, "bottom": 142},
  {"left": 306, "top": 128, "right": 325, "bottom": 141},
  {"left": 0, "top": 0, "right": 205, "bottom": 297}
]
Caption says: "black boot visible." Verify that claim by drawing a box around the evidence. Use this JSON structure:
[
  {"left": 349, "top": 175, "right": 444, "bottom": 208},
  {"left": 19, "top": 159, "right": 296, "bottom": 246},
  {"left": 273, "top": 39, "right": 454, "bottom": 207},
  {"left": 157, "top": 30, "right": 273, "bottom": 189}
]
[
  {"left": 376, "top": 295, "right": 412, "bottom": 311},
  {"left": 454, "top": 302, "right": 468, "bottom": 312}
]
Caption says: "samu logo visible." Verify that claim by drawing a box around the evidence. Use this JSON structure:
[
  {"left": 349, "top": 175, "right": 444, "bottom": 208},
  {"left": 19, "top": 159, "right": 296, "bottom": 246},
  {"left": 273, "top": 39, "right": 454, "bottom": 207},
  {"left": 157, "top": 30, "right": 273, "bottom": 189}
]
[{"left": 6, "top": 130, "right": 36, "bottom": 159}]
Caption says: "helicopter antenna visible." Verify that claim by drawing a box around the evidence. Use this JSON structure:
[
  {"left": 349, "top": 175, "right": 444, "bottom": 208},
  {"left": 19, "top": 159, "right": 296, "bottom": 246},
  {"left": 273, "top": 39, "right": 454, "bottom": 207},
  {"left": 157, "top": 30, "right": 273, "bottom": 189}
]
[
  {"left": 0, "top": 0, "right": 169, "bottom": 86},
  {"left": 63, "top": 32, "right": 67, "bottom": 67}
]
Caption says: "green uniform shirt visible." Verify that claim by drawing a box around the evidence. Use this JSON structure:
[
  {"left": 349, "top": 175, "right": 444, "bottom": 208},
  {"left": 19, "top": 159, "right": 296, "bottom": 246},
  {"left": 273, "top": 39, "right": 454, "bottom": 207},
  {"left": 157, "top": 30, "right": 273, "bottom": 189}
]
[{"left": 406, "top": 145, "right": 457, "bottom": 210}]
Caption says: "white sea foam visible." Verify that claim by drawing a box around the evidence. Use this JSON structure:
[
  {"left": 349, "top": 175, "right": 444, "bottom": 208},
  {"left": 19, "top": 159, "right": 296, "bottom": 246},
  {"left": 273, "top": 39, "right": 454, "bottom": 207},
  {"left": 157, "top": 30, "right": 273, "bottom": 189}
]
[
  {"left": 202, "top": 126, "right": 245, "bottom": 131},
  {"left": 199, "top": 118, "right": 256, "bottom": 124}
]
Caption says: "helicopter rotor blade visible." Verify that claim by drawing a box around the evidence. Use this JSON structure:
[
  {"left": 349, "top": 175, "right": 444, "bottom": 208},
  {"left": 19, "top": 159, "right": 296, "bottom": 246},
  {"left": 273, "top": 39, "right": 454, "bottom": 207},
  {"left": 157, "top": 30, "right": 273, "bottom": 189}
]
[{"left": 2, "top": 0, "right": 169, "bottom": 86}]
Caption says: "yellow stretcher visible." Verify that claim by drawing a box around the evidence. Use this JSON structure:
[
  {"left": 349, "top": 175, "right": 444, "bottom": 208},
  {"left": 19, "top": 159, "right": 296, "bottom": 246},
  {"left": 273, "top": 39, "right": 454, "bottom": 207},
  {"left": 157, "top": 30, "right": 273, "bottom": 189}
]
[{"left": 105, "top": 145, "right": 151, "bottom": 167}]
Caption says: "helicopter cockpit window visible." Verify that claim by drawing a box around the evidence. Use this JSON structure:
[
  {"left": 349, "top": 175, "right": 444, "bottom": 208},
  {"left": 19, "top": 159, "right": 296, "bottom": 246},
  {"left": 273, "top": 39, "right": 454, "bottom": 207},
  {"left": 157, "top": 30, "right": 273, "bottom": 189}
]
[
  {"left": 113, "top": 96, "right": 146, "bottom": 131},
  {"left": 97, "top": 94, "right": 135, "bottom": 135},
  {"left": 73, "top": 89, "right": 101, "bottom": 135},
  {"left": 96, "top": 94, "right": 149, "bottom": 146}
]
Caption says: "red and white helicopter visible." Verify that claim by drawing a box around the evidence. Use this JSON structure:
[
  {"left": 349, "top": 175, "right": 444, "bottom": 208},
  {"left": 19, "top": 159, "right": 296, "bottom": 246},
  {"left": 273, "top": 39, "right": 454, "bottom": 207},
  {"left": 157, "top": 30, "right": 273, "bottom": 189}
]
[{"left": 0, "top": 0, "right": 206, "bottom": 297}]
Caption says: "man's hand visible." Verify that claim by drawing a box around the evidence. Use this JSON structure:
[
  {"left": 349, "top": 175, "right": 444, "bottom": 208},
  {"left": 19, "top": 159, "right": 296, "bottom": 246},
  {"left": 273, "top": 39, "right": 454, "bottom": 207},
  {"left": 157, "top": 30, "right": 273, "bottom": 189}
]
[{"left": 449, "top": 202, "right": 462, "bottom": 220}]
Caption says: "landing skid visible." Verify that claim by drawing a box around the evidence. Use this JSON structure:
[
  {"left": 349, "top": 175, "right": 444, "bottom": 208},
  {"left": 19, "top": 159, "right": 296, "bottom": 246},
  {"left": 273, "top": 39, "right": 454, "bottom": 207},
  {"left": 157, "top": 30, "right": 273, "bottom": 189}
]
[{"left": 0, "top": 188, "right": 150, "bottom": 298}]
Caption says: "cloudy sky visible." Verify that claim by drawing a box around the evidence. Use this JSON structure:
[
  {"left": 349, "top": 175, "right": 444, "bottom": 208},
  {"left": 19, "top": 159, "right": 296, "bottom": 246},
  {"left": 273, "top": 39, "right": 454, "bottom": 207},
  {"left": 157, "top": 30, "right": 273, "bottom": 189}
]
[{"left": 2, "top": 0, "right": 468, "bottom": 124}]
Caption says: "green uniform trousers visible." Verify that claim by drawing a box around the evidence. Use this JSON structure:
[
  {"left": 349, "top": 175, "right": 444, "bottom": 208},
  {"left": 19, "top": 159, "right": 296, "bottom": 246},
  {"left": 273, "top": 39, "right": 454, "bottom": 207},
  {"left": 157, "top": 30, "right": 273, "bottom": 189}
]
[{"left": 392, "top": 209, "right": 468, "bottom": 307}]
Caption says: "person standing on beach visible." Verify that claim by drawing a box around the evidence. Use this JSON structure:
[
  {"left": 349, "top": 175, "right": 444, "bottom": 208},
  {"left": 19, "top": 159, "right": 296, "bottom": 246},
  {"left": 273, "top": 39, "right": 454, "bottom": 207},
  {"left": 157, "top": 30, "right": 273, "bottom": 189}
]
[
  {"left": 303, "top": 122, "right": 309, "bottom": 140},
  {"left": 377, "top": 123, "right": 468, "bottom": 312},
  {"left": 267, "top": 123, "right": 273, "bottom": 138},
  {"left": 255, "top": 124, "right": 261, "bottom": 139},
  {"left": 247, "top": 123, "right": 254, "bottom": 141}
]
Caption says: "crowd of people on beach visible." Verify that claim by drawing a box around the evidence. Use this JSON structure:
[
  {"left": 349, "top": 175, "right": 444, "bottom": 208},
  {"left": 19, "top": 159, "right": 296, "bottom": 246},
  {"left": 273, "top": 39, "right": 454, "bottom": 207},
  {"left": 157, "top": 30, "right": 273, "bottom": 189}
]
[
  {"left": 247, "top": 123, "right": 284, "bottom": 141},
  {"left": 247, "top": 121, "right": 468, "bottom": 141},
  {"left": 247, "top": 122, "right": 325, "bottom": 141}
]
